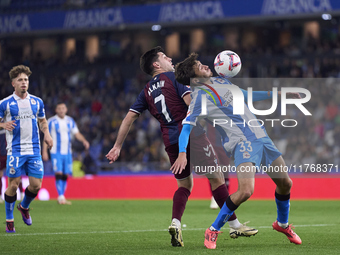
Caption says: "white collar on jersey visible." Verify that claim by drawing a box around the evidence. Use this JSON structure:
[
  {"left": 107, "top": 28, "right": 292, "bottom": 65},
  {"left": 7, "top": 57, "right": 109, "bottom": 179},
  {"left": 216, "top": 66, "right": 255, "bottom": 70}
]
[{"left": 13, "top": 92, "right": 31, "bottom": 101}]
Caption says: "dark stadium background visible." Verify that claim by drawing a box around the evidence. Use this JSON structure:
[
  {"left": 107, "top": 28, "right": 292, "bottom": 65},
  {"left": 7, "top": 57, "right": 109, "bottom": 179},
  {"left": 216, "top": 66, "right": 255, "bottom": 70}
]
[{"left": 0, "top": 0, "right": 339, "bottom": 200}]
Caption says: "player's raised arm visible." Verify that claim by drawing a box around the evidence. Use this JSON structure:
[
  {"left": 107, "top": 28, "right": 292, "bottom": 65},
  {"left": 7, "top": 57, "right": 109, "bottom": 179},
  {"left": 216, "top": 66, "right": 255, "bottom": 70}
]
[
  {"left": 106, "top": 111, "right": 139, "bottom": 163},
  {"left": 170, "top": 124, "right": 193, "bottom": 174}
]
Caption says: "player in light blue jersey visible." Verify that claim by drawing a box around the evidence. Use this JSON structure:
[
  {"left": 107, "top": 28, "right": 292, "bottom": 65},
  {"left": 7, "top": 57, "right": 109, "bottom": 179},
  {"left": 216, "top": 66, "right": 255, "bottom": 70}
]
[
  {"left": 171, "top": 53, "right": 302, "bottom": 248},
  {"left": 0, "top": 65, "right": 53, "bottom": 233},
  {"left": 42, "top": 102, "right": 89, "bottom": 205}
]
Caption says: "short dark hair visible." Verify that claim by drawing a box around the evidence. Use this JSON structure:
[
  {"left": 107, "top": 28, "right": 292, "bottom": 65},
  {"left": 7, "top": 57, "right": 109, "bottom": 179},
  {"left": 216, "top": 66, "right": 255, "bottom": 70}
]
[
  {"left": 140, "top": 46, "right": 164, "bottom": 75},
  {"left": 175, "top": 53, "right": 198, "bottom": 85},
  {"left": 9, "top": 65, "right": 32, "bottom": 80},
  {"left": 56, "top": 102, "right": 66, "bottom": 107}
]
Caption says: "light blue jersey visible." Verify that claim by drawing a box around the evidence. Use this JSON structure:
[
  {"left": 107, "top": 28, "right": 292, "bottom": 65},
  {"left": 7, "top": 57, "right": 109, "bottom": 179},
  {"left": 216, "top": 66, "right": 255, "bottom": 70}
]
[
  {"left": 183, "top": 77, "right": 270, "bottom": 157},
  {"left": 0, "top": 92, "right": 45, "bottom": 156},
  {"left": 48, "top": 115, "right": 79, "bottom": 156}
]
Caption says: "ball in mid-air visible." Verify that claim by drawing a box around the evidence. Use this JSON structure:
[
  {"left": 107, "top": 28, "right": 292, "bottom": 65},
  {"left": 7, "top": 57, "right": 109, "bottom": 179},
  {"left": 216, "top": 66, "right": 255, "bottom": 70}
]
[{"left": 214, "top": 50, "right": 242, "bottom": 78}]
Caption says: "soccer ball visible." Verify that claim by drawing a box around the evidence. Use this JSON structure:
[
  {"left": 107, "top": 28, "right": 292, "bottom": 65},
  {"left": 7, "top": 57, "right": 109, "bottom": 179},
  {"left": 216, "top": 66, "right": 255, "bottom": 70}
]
[{"left": 214, "top": 50, "right": 242, "bottom": 78}]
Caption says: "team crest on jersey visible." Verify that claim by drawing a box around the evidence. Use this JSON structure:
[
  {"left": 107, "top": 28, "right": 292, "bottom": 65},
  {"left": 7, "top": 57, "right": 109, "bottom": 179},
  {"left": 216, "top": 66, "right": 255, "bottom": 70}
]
[
  {"left": 31, "top": 99, "right": 36, "bottom": 105},
  {"left": 9, "top": 167, "right": 16, "bottom": 175},
  {"left": 243, "top": 151, "right": 251, "bottom": 159}
]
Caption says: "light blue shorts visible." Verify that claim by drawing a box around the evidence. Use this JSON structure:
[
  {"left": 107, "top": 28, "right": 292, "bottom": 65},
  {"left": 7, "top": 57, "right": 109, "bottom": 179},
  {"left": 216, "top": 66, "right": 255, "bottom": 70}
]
[
  {"left": 233, "top": 137, "right": 282, "bottom": 169},
  {"left": 6, "top": 155, "right": 44, "bottom": 179},
  {"left": 51, "top": 154, "right": 72, "bottom": 175}
]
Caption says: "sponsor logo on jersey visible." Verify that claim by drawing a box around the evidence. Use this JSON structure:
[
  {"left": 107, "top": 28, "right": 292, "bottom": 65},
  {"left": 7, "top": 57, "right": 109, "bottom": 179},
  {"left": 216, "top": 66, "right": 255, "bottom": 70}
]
[{"left": 10, "top": 102, "right": 17, "bottom": 106}]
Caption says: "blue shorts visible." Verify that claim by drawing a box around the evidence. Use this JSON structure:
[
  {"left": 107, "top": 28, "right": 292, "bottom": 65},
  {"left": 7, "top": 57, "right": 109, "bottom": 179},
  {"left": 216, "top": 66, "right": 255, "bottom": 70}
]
[
  {"left": 51, "top": 154, "right": 72, "bottom": 175},
  {"left": 6, "top": 155, "right": 44, "bottom": 179},
  {"left": 233, "top": 137, "right": 282, "bottom": 169}
]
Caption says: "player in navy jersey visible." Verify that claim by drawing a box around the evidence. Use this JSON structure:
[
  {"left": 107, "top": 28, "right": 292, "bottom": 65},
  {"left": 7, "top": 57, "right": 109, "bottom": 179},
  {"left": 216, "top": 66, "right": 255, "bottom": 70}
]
[
  {"left": 172, "top": 53, "right": 302, "bottom": 249},
  {"left": 106, "top": 47, "right": 257, "bottom": 247},
  {"left": 42, "top": 102, "right": 89, "bottom": 205},
  {"left": 0, "top": 65, "right": 53, "bottom": 233}
]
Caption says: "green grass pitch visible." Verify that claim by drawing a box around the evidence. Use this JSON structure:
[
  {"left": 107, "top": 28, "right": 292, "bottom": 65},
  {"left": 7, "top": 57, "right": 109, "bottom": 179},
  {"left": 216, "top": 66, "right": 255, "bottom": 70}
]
[{"left": 1, "top": 200, "right": 339, "bottom": 254}]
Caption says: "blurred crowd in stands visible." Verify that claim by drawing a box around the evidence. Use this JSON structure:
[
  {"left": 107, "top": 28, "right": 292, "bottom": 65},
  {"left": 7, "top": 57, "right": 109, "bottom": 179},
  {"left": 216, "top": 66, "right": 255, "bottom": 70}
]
[{"left": 1, "top": 26, "right": 340, "bottom": 173}]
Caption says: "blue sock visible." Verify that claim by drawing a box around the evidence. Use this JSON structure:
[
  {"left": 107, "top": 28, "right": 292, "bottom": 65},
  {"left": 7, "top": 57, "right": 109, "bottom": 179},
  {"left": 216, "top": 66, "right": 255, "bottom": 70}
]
[
  {"left": 275, "top": 192, "right": 290, "bottom": 224},
  {"left": 61, "top": 180, "right": 67, "bottom": 195},
  {"left": 211, "top": 197, "right": 238, "bottom": 231},
  {"left": 56, "top": 179, "right": 63, "bottom": 196},
  {"left": 21, "top": 188, "right": 37, "bottom": 209},
  {"left": 5, "top": 194, "right": 17, "bottom": 220}
]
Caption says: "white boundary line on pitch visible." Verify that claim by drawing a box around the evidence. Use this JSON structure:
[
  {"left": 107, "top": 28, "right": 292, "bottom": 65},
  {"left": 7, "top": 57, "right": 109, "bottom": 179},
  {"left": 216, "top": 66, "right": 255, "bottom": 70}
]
[{"left": 0, "top": 224, "right": 335, "bottom": 237}]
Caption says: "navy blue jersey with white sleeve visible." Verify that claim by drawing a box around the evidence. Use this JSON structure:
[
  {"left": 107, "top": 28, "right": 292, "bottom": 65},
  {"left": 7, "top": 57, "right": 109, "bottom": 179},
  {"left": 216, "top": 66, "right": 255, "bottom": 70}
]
[{"left": 130, "top": 72, "right": 202, "bottom": 148}]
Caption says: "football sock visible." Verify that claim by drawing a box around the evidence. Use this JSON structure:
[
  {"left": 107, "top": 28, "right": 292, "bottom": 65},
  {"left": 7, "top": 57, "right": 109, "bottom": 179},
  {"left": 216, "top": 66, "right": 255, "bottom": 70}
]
[
  {"left": 21, "top": 188, "right": 37, "bottom": 209},
  {"left": 212, "top": 196, "right": 239, "bottom": 231},
  {"left": 61, "top": 174, "right": 68, "bottom": 195},
  {"left": 5, "top": 193, "right": 17, "bottom": 220},
  {"left": 55, "top": 175, "right": 63, "bottom": 196},
  {"left": 212, "top": 184, "right": 237, "bottom": 221},
  {"left": 228, "top": 219, "right": 242, "bottom": 229},
  {"left": 171, "top": 218, "right": 181, "bottom": 228},
  {"left": 172, "top": 187, "right": 191, "bottom": 222},
  {"left": 278, "top": 222, "right": 289, "bottom": 229},
  {"left": 209, "top": 225, "right": 218, "bottom": 231},
  {"left": 275, "top": 191, "right": 290, "bottom": 227}
]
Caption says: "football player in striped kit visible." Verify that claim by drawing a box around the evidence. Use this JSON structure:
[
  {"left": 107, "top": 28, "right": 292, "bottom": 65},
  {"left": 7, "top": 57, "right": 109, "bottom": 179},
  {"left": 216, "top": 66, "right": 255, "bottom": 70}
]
[
  {"left": 0, "top": 65, "right": 53, "bottom": 233},
  {"left": 42, "top": 102, "right": 89, "bottom": 205},
  {"left": 172, "top": 53, "right": 302, "bottom": 249}
]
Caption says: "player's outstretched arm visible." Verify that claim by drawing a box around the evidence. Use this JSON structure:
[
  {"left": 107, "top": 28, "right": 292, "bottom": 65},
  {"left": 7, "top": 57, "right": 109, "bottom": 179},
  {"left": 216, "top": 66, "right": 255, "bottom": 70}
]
[
  {"left": 106, "top": 111, "right": 139, "bottom": 163},
  {"left": 170, "top": 124, "right": 192, "bottom": 174},
  {"left": 242, "top": 90, "right": 301, "bottom": 103},
  {"left": 278, "top": 91, "right": 301, "bottom": 99},
  {"left": 38, "top": 118, "right": 53, "bottom": 149},
  {"left": 0, "top": 119, "right": 17, "bottom": 131},
  {"left": 75, "top": 132, "right": 90, "bottom": 150}
]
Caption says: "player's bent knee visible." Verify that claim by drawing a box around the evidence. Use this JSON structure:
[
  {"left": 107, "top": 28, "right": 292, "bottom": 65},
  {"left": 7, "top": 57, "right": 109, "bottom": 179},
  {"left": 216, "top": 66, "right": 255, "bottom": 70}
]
[
  {"left": 177, "top": 177, "right": 193, "bottom": 192},
  {"left": 8, "top": 183, "right": 19, "bottom": 193},
  {"left": 238, "top": 189, "right": 253, "bottom": 202},
  {"left": 278, "top": 178, "right": 292, "bottom": 193},
  {"left": 29, "top": 184, "right": 41, "bottom": 193}
]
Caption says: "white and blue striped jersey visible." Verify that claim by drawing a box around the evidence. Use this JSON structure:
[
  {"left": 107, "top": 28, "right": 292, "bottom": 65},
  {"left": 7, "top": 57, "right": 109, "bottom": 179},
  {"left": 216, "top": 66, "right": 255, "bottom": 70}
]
[
  {"left": 48, "top": 115, "right": 79, "bottom": 155},
  {"left": 183, "top": 77, "right": 268, "bottom": 156},
  {"left": 0, "top": 92, "right": 45, "bottom": 156}
]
